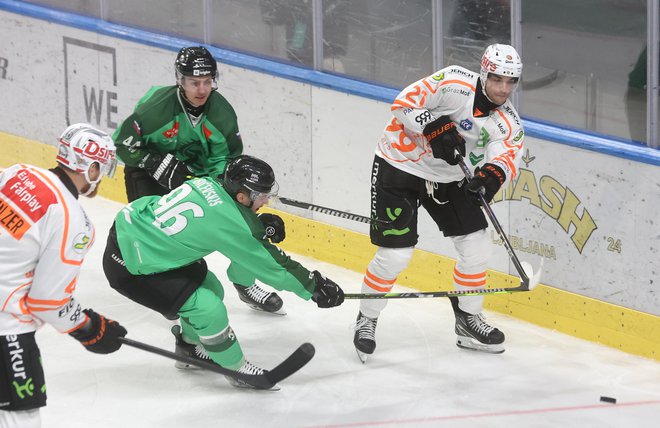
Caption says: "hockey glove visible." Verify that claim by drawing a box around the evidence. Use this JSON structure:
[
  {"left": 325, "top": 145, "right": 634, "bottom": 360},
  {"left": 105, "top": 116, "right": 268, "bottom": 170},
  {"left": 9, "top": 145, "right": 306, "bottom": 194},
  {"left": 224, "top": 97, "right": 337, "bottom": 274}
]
[
  {"left": 311, "top": 271, "right": 344, "bottom": 308},
  {"left": 422, "top": 116, "right": 466, "bottom": 165},
  {"left": 140, "top": 153, "right": 193, "bottom": 190},
  {"left": 258, "top": 213, "right": 286, "bottom": 243},
  {"left": 69, "top": 309, "right": 127, "bottom": 354},
  {"left": 465, "top": 163, "right": 506, "bottom": 205}
]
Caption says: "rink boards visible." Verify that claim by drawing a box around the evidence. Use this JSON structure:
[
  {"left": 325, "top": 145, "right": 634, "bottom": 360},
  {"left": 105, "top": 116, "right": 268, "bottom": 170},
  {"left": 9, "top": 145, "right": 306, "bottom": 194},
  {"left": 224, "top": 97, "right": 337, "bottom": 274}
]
[{"left": 0, "top": 3, "right": 658, "bottom": 361}]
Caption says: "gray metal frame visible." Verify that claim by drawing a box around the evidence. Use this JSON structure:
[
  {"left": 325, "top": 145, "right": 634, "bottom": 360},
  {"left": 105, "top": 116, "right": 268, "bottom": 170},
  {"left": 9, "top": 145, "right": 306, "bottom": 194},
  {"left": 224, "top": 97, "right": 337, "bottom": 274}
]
[{"left": 648, "top": 0, "right": 659, "bottom": 147}]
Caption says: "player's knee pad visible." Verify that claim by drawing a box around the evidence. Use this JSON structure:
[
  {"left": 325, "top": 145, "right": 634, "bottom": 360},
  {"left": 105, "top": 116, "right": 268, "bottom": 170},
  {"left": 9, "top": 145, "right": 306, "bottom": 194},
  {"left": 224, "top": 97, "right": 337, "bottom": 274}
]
[
  {"left": 451, "top": 229, "right": 489, "bottom": 270},
  {"left": 0, "top": 409, "right": 41, "bottom": 428},
  {"left": 369, "top": 246, "right": 414, "bottom": 279},
  {"left": 360, "top": 247, "right": 414, "bottom": 318}
]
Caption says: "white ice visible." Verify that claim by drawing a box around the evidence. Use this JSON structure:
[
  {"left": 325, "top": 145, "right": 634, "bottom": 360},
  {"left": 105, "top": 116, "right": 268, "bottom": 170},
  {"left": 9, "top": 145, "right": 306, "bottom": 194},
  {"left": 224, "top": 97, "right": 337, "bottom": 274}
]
[{"left": 36, "top": 196, "right": 660, "bottom": 428}]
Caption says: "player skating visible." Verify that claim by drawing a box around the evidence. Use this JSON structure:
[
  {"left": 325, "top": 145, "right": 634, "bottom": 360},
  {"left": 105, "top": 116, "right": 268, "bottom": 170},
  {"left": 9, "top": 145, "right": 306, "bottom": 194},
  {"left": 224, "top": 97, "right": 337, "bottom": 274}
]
[
  {"left": 102, "top": 155, "right": 344, "bottom": 389},
  {"left": 354, "top": 44, "right": 524, "bottom": 362},
  {"left": 0, "top": 124, "right": 127, "bottom": 427}
]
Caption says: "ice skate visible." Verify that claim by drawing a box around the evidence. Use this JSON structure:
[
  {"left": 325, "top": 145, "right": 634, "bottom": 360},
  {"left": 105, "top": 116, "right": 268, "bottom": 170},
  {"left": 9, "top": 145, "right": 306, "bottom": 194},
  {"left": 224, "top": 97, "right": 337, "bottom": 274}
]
[
  {"left": 171, "top": 325, "right": 216, "bottom": 369},
  {"left": 234, "top": 283, "right": 286, "bottom": 315},
  {"left": 353, "top": 312, "right": 378, "bottom": 363},
  {"left": 225, "top": 360, "right": 280, "bottom": 391},
  {"left": 449, "top": 297, "right": 505, "bottom": 354}
]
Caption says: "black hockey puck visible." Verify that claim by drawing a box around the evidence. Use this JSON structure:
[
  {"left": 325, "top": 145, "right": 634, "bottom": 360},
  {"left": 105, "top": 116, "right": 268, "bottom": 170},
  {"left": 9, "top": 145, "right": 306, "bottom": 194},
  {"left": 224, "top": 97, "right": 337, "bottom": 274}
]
[{"left": 600, "top": 396, "right": 617, "bottom": 404}]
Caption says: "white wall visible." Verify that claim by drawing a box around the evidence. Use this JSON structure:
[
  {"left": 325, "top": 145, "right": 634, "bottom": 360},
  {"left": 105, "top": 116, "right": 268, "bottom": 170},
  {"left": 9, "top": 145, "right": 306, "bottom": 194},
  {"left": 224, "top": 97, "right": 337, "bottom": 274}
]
[{"left": 0, "top": 10, "right": 657, "bottom": 315}]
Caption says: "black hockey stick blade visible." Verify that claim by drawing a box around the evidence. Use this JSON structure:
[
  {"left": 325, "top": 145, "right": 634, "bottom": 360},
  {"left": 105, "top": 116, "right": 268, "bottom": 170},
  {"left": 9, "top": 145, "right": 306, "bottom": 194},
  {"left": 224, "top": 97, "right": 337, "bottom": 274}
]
[
  {"left": 264, "top": 342, "right": 315, "bottom": 386},
  {"left": 118, "top": 337, "right": 314, "bottom": 390}
]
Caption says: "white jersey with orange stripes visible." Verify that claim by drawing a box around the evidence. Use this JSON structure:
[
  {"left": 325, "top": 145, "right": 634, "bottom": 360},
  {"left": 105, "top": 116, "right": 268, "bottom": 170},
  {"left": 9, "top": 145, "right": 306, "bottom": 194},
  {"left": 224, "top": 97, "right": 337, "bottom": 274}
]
[
  {"left": 0, "top": 164, "right": 94, "bottom": 336},
  {"left": 376, "top": 65, "right": 524, "bottom": 184}
]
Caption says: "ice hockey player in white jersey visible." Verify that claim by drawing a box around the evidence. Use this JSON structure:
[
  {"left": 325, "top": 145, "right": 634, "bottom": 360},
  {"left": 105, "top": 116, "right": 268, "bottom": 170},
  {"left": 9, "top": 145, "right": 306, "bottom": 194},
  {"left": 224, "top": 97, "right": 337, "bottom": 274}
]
[
  {"left": 0, "top": 124, "right": 127, "bottom": 428},
  {"left": 354, "top": 44, "right": 524, "bottom": 362}
]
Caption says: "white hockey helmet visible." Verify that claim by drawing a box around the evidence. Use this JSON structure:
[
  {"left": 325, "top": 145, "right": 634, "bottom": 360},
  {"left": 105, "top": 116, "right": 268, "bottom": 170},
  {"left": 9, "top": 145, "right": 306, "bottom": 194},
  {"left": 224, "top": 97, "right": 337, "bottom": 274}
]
[
  {"left": 56, "top": 123, "right": 117, "bottom": 192},
  {"left": 479, "top": 44, "right": 523, "bottom": 87}
]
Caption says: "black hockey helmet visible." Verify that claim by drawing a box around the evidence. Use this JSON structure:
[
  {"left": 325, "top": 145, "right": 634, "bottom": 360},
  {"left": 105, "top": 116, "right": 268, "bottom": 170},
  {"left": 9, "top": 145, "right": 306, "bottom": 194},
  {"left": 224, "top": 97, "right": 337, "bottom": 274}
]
[
  {"left": 175, "top": 46, "right": 217, "bottom": 78},
  {"left": 224, "top": 155, "right": 279, "bottom": 201}
]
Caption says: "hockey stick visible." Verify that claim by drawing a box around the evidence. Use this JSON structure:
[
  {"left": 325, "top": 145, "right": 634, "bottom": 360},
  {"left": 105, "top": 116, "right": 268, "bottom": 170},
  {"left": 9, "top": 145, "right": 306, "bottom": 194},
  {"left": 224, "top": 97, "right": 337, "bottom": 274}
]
[
  {"left": 274, "top": 196, "right": 391, "bottom": 226},
  {"left": 345, "top": 155, "right": 543, "bottom": 300},
  {"left": 456, "top": 155, "right": 542, "bottom": 291},
  {"left": 344, "top": 284, "right": 533, "bottom": 299},
  {"left": 118, "top": 337, "right": 315, "bottom": 389}
]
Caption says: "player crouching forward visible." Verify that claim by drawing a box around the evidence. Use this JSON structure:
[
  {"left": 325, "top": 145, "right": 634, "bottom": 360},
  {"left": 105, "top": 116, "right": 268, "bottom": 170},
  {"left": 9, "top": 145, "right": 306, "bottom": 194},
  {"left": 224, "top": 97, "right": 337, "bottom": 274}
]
[
  {"left": 0, "top": 124, "right": 126, "bottom": 428},
  {"left": 102, "top": 155, "right": 344, "bottom": 389}
]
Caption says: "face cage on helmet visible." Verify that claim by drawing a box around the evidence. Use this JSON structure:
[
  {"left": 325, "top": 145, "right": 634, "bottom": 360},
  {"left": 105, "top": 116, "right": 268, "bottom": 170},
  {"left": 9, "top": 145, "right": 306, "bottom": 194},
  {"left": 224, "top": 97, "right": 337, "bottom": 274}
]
[{"left": 105, "top": 156, "right": 118, "bottom": 179}]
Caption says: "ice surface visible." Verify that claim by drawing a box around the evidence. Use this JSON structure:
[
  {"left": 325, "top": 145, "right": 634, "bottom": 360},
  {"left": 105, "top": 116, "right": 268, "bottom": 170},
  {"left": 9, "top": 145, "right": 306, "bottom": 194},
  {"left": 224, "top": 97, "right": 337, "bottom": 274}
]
[{"left": 36, "top": 196, "right": 660, "bottom": 428}]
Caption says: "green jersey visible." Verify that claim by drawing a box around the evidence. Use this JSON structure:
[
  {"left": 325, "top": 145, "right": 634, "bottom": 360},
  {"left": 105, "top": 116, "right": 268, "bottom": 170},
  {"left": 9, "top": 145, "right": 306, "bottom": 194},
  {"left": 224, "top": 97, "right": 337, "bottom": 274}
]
[
  {"left": 114, "top": 177, "right": 315, "bottom": 300},
  {"left": 113, "top": 86, "right": 243, "bottom": 179}
]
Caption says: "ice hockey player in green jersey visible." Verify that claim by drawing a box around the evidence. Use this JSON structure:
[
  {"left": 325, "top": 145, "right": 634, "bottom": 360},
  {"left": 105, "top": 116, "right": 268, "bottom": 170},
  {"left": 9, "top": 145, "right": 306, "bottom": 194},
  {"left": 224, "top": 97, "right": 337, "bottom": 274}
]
[
  {"left": 102, "top": 155, "right": 344, "bottom": 388},
  {"left": 113, "top": 46, "right": 286, "bottom": 314}
]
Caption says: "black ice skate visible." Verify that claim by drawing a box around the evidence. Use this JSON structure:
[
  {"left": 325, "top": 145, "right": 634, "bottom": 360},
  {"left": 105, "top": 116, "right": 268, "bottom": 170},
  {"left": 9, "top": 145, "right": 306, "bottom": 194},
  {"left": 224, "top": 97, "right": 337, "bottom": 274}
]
[
  {"left": 225, "top": 360, "right": 280, "bottom": 391},
  {"left": 234, "top": 284, "right": 286, "bottom": 315},
  {"left": 353, "top": 312, "right": 378, "bottom": 363},
  {"left": 171, "top": 325, "right": 215, "bottom": 369},
  {"left": 449, "top": 296, "right": 505, "bottom": 354}
]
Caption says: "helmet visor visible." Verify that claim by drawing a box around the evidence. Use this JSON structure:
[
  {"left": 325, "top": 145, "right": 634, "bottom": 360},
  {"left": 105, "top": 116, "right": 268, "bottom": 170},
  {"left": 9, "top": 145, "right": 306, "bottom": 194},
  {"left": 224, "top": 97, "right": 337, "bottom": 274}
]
[
  {"left": 249, "top": 180, "right": 279, "bottom": 204},
  {"left": 106, "top": 156, "right": 118, "bottom": 178}
]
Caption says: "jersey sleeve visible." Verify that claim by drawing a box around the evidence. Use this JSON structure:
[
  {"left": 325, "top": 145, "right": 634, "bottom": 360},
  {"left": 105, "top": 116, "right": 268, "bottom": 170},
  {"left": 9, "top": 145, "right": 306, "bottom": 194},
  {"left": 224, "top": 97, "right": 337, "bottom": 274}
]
[
  {"left": 214, "top": 209, "right": 316, "bottom": 299},
  {"left": 113, "top": 112, "right": 149, "bottom": 167},
  {"left": 198, "top": 195, "right": 316, "bottom": 299},
  {"left": 26, "top": 198, "right": 94, "bottom": 333},
  {"left": 485, "top": 108, "right": 525, "bottom": 182}
]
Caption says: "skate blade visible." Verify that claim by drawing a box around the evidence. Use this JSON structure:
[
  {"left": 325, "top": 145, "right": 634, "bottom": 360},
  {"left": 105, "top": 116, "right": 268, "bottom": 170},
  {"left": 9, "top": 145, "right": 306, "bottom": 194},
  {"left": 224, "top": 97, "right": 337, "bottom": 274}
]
[
  {"left": 456, "top": 336, "right": 505, "bottom": 354},
  {"left": 245, "top": 303, "right": 287, "bottom": 316},
  {"left": 355, "top": 348, "right": 369, "bottom": 364},
  {"left": 228, "top": 379, "right": 281, "bottom": 391}
]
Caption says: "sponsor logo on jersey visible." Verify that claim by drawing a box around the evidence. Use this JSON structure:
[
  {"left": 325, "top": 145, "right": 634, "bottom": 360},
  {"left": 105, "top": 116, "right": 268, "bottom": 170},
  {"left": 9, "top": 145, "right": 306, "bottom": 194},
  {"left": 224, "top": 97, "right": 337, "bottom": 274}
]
[
  {"left": 513, "top": 129, "right": 524, "bottom": 142},
  {"left": 460, "top": 119, "right": 473, "bottom": 131},
  {"left": 0, "top": 169, "right": 57, "bottom": 239},
  {"left": 446, "top": 67, "right": 473, "bottom": 77},
  {"left": 469, "top": 152, "right": 485, "bottom": 165},
  {"left": 431, "top": 72, "right": 445, "bottom": 82},
  {"left": 163, "top": 122, "right": 180, "bottom": 139},
  {"left": 72, "top": 233, "right": 91, "bottom": 253},
  {"left": 0, "top": 196, "right": 30, "bottom": 240}
]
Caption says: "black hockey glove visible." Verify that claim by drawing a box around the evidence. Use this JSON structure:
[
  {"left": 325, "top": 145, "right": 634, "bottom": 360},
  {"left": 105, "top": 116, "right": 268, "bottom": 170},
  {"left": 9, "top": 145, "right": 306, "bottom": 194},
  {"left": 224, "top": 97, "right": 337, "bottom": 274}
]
[
  {"left": 69, "top": 309, "right": 127, "bottom": 354},
  {"left": 422, "top": 115, "right": 466, "bottom": 165},
  {"left": 140, "top": 153, "right": 193, "bottom": 190},
  {"left": 465, "top": 163, "right": 506, "bottom": 205},
  {"left": 311, "top": 271, "right": 344, "bottom": 308},
  {"left": 258, "top": 213, "right": 286, "bottom": 243}
]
